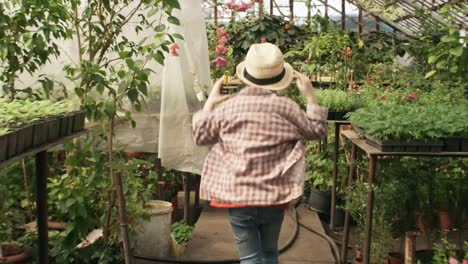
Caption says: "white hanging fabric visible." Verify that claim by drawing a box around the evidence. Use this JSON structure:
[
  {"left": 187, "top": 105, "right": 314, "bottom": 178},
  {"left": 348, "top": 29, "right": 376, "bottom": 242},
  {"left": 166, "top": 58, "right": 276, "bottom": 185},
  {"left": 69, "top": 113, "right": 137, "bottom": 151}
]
[{"left": 158, "top": 0, "right": 211, "bottom": 174}]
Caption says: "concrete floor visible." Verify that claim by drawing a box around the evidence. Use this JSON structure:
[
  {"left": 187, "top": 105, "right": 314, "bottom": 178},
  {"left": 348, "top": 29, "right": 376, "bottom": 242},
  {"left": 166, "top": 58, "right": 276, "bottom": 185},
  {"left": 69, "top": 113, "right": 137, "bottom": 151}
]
[{"left": 179, "top": 204, "right": 336, "bottom": 263}]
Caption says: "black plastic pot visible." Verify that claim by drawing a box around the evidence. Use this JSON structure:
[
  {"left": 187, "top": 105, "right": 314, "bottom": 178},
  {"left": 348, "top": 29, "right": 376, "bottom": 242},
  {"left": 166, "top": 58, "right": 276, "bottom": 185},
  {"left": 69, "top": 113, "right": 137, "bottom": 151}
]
[
  {"left": 15, "top": 124, "right": 34, "bottom": 154},
  {"left": 66, "top": 114, "right": 74, "bottom": 135},
  {"left": 45, "top": 116, "right": 61, "bottom": 142},
  {"left": 32, "top": 121, "right": 48, "bottom": 147},
  {"left": 7, "top": 130, "right": 18, "bottom": 158},
  {"left": 334, "top": 207, "right": 346, "bottom": 227},
  {"left": 0, "top": 133, "right": 8, "bottom": 162},
  {"left": 307, "top": 188, "right": 331, "bottom": 214},
  {"left": 71, "top": 110, "right": 86, "bottom": 133},
  {"left": 59, "top": 115, "right": 70, "bottom": 137}
]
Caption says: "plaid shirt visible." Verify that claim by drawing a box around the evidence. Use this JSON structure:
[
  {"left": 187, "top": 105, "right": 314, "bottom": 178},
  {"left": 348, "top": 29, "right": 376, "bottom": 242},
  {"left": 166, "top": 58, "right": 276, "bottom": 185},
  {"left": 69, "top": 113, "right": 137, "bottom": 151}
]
[{"left": 192, "top": 87, "right": 328, "bottom": 205}]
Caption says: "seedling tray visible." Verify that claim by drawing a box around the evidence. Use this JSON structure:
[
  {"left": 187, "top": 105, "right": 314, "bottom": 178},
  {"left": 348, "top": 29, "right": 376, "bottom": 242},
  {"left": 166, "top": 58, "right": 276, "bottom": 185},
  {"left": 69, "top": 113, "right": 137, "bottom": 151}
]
[
  {"left": 443, "top": 137, "right": 468, "bottom": 152},
  {"left": 45, "top": 117, "right": 61, "bottom": 142},
  {"left": 0, "top": 134, "right": 7, "bottom": 162},
  {"left": 71, "top": 110, "right": 86, "bottom": 132},
  {"left": 353, "top": 127, "right": 444, "bottom": 152},
  {"left": 16, "top": 124, "right": 34, "bottom": 154},
  {"left": 32, "top": 121, "right": 48, "bottom": 147},
  {"left": 7, "top": 130, "right": 18, "bottom": 158},
  {"left": 327, "top": 111, "right": 349, "bottom": 121}
]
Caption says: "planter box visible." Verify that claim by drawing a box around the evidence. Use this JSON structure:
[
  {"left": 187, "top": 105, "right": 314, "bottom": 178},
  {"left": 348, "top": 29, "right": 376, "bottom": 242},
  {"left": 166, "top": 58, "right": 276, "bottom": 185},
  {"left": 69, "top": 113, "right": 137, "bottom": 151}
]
[
  {"left": 0, "top": 134, "right": 8, "bottom": 162},
  {"left": 327, "top": 111, "right": 349, "bottom": 121},
  {"left": 7, "top": 130, "right": 18, "bottom": 158},
  {"left": 45, "top": 116, "right": 61, "bottom": 142},
  {"left": 353, "top": 127, "right": 443, "bottom": 152},
  {"left": 15, "top": 124, "right": 34, "bottom": 154},
  {"left": 443, "top": 137, "right": 468, "bottom": 152},
  {"left": 71, "top": 110, "right": 86, "bottom": 133},
  {"left": 32, "top": 121, "right": 48, "bottom": 147}
]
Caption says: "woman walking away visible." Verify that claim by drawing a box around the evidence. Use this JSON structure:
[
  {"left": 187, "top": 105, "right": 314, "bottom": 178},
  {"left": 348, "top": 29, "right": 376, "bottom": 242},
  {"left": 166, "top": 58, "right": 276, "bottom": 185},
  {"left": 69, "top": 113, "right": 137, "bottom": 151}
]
[{"left": 192, "top": 43, "right": 328, "bottom": 264}]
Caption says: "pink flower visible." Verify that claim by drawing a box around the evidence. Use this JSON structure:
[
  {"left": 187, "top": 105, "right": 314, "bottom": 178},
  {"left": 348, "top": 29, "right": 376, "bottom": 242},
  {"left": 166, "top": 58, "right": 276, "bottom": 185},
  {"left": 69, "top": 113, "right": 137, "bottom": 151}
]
[
  {"left": 219, "top": 35, "right": 229, "bottom": 45},
  {"left": 449, "top": 258, "right": 459, "bottom": 264},
  {"left": 215, "top": 45, "right": 229, "bottom": 54},
  {"left": 169, "top": 43, "right": 179, "bottom": 56},
  {"left": 236, "top": 2, "right": 251, "bottom": 12},
  {"left": 381, "top": 95, "right": 387, "bottom": 101},
  {"left": 216, "top": 27, "right": 227, "bottom": 37},
  {"left": 382, "top": 85, "right": 388, "bottom": 91},
  {"left": 212, "top": 56, "right": 228, "bottom": 68},
  {"left": 226, "top": 1, "right": 236, "bottom": 9}
]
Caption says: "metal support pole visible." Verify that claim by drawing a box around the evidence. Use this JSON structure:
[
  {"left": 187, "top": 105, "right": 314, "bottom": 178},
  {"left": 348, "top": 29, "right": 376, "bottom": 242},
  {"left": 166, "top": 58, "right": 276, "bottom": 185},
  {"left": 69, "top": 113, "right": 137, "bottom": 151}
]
[
  {"left": 194, "top": 175, "right": 200, "bottom": 209},
  {"left": 289, "top": 0, "right": 294, "bottom": 22},
  {"left": 330, "top": 123, "right": 340, "bottom": 231},
  {"left": 35, "top": 151, "right": 48, "bottom": 264},
  {"left": 325, "top": 0, "right": 328, "bottom": 17},
  {"left": 341, "top": 144, "right": 357, "bottom": 263},
  {"left": 214, "top": 0, "right": 218, "bottom": 26},
  {"left": 270, "top": 0, "right": 273, "bottom": 15},
  {"left": 358, "top": 7, "right": 363, "bottom": 37},
  {"left": 375, "top": 16, "right": 380, "bottom": 31},
  {"left": 184, "top": 173, "right": 191, "bottom": 224},
  {"left": 363, "top": 155, "right": 377, "bottom": 264},
  {"left": 114, "top": 172, "right": 132, "bottom": 264},
  {"left": 341, "top": 0, "right": 346, "bottom": 31}
]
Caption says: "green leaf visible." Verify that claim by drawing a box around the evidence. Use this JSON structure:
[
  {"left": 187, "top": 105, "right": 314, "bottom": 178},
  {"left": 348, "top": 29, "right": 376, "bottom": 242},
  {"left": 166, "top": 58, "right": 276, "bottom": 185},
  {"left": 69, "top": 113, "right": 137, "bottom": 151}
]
[
  {"left": 118, "top": 81, "right": 128, "bottom": 93},
  {"left": 436, "top": 60, "right": 447, "bottom": 69},
  {"left": 440, "top": 35, "right": 456, "bottom": 43},
  {"left": 167, "top": 16, "right": 180, "bottom": 26},
  {"left": 425, "top": 70, "right": 436, "bottom": 78},
  {"left": 65, "top": 198, "right": 75, "bottom": 207},
  {"left": 148, "top": 8, "right": 158, "bottom": 17},
  {"left": 428, "top": 55, "right": 438, "bottom": 64},
  {"left": 155, "top": 24, "right": 166, "bottom": 32},
  {"left": 449, "top": 66, "right": 458, "bottom": 73},
  {"left": 172, "top": 33, "right": 184, "bottom": 40},
  {"left": 105, "top": 102, "right": 115, "bottom": 116},
  {"left": 154, "top": 50, "right": 165, "bottom": 65},
  {"left": 449, "top": 46, "right": 463, "bottom": 57}
]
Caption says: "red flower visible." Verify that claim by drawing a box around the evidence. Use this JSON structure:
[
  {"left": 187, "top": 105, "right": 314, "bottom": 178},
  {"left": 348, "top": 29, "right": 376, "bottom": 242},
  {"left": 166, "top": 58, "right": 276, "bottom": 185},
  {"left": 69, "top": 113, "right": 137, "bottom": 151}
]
[
  {"left": 381, "top": 95, "right": 387, "bottom": 101},
  {"left": 226, "top": 1, "right": 236, "bottom": 9},
  {"left": 212, "top": 56, "right": 228, "bottom": 68},
  {"left": 345, "top": 46, "right": 352, "bottom": 56},
  {"left": 216, "top": 27, "right": 227, "bottom": 37},
  {"left": 382, "top": 86, "right": 388, "bottom": 91},
  {"left": 261, "top": 37, "right": 267, "bottom": 43},
  {"left": 215, "top": 45, "right": 229, "bottom": 54},
  {"left": 373, "top": 92, "right": 378, "bottom": 99},
  {"left": 407, "top": 92, "right": 418, "bottom": 100},
  {"left": 169, "top": 43, "right": 179, "bottom": 56},
  {"left": 219, "top": 35, "right": 229, "bottom": 45},
  {"left": 284, "top": 24, "right": 291, "bottom": 30},
  {"left": 236, "top": 2, "right": 251, "bottom": 12}
]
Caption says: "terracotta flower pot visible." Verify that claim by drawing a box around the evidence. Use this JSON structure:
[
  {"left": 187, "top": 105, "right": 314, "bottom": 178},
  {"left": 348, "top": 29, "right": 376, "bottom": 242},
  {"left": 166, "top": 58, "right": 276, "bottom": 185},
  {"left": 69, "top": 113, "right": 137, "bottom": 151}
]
[
  {"left": 438, "top": 210, "right": 453, "bottom": 230},
  {"left": 415, "top": 211, "right": 431, "bottom": 231},
  {"left": 0, "top": 244, "right": 31, "bottom": 263},
  {"left": 388, "top": 252, "right": 402, "bottom": 264}
]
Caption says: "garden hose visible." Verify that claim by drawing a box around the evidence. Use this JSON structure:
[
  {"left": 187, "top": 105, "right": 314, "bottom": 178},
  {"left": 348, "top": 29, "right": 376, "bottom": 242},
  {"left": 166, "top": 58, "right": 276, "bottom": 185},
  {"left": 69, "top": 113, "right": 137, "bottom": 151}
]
[{"left": 134, "top": 201, "right": 340, "bottom": 264}]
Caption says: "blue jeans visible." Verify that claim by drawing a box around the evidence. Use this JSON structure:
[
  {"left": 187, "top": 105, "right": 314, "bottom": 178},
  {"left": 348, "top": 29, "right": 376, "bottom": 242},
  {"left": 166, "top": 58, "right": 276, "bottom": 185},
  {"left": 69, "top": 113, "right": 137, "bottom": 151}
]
[{"left": 228, "top": 207, "right": 285, "bottom": 264}]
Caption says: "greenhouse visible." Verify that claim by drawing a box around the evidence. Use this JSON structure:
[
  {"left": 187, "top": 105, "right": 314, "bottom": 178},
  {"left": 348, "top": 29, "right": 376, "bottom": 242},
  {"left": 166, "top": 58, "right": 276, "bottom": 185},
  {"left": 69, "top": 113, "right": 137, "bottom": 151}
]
[{"left": 0, "top": 0, "right": 466, "bottom": 263}]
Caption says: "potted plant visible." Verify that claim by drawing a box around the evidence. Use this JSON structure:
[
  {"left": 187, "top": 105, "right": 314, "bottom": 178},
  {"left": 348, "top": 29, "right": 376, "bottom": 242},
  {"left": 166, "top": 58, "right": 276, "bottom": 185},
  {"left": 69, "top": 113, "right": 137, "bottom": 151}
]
[
  {"left": 433, "top": 176, "right": 453, "bottom": 230},
  {"left": 305, "top": 151, "right": 333, "bottom": 213},
  {"left": 315, "top": 89, "right": 363, "bottom": 120}
]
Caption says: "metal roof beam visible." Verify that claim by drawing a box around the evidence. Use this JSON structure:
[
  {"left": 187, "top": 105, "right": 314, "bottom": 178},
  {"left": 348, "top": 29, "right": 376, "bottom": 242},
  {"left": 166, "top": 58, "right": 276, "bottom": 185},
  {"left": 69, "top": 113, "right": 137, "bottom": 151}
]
[
  {"left": 348, "top": 0, "right": 417, "bottom": 38},
  {"left": 397, "top": 0, "right": 452, "bottom": 26}
]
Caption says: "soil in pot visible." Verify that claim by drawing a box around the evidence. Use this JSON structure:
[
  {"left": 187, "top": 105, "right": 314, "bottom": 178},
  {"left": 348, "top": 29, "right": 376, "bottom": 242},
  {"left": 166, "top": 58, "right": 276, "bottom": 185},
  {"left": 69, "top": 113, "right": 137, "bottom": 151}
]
[
  {"left": 438, "top": 210, "right": 453, "bottom": 230},
  {"left": 307, "top": 188, "right": 331, "bottom": 214},
  {"left": 0, "top": 244, "right": 31, "bottom": 263},
  {"left": 387, "top": 252, "right": 402, "bottom": 264}
]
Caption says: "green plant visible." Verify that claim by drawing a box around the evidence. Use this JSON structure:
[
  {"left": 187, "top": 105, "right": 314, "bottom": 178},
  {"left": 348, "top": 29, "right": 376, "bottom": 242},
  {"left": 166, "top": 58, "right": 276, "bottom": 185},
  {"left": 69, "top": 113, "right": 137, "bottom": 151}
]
[
  {"left": 315, "top": 89, "right": 363, "bottom": 112},
  {"left": 0, "top": 0, "right": 72, "bottom": 99},
  {"left": 349, "top": 103, "right": 468, "bottom": 141},
  {"left": 171, "top": 221, "right": 194, "bottom": 244},
  {"left": 424, "top": 4, "right": 467, "bottom": 83},
  {"left": 305, "top": 150, "right": 333, "bottom": 192}
]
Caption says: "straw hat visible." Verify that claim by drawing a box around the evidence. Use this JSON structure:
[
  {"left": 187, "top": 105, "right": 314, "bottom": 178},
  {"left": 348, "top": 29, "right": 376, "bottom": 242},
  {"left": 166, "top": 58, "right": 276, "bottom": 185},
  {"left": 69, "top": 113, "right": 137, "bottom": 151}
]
[{"left": 236, "top": 43, "right": 294, "bottom": 91}]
